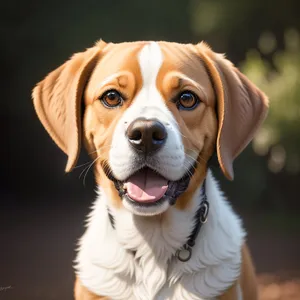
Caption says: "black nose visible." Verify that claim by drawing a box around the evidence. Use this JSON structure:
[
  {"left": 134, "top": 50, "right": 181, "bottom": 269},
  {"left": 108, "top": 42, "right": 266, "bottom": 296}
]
[{"left": 126, "top": 118, "right": 167, "bottom": 154}]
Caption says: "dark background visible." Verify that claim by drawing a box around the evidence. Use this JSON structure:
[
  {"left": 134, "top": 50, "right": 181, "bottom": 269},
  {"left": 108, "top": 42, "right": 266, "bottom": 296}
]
[{"left": 2, "top": 0, "right": 300, "bottom": 299}]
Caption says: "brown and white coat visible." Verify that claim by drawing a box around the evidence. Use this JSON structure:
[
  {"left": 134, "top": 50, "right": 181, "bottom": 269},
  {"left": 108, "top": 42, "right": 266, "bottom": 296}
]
[{"left": 33, "top": 41, "right": 268, "bottom": 300}]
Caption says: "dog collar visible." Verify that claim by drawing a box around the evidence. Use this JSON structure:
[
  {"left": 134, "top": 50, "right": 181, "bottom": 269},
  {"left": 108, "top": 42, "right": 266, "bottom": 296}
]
[
  {"left": 176, "top": 179, "right": 209, "bottom": 262},
  {"left": 107, "top": 179, "right": 209, "bottom": 263}
]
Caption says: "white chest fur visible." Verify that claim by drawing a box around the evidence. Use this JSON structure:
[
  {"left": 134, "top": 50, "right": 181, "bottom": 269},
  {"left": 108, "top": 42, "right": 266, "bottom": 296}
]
[{"left": 75, "top": 171, "right": 245, "bottom": 300}]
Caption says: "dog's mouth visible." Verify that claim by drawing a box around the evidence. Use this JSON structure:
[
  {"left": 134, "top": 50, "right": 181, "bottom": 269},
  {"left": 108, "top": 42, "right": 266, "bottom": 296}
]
[
  {"left": 123, "top": 168, "right": 168, "bottom": 203},
  {"left": 103, "top": 163, "right": 196, "bottom": 207}
]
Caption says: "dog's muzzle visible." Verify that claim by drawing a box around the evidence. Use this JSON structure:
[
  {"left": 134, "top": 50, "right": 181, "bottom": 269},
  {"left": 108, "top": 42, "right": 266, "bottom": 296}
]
[{"left": 104, "top": 117, "right": 194, "bottom": 209}]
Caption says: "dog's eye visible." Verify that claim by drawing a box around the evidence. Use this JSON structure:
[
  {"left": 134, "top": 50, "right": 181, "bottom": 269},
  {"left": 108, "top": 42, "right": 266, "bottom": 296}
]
[
  {"left": 100, "top": 90, "right": 123, "bottom": 108},
  {"left": 177, "top": 91, "right": 199, "bottom": 110}
]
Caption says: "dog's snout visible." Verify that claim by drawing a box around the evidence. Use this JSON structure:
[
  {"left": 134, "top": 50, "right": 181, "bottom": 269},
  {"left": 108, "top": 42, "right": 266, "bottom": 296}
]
[{"left": 126, "top": 118, "right": 167, "bottom": 154}]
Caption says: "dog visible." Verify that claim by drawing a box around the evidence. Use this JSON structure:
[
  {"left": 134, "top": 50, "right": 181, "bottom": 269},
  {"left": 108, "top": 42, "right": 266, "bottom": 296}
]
[{"left": 32, "top": 40, "right": 268, "bottom": 300}]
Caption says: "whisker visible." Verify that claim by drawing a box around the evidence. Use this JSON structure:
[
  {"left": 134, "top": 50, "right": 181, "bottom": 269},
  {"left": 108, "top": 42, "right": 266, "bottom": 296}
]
[
  {"left": 82, "top": 155, "right": 103, "bottom": 187},
  {"left": 73, "top": 161, "right": 92, "bottom": 170},
  {"left": 79, "top": 164, "right": 91, "bottom": 180},
  {"left": 186, "top": 151, "right": 207, "bottom": 164},
  {"left": 183, "top": 162, "right": 194, "bottom": 180},
  {"left": 185, "top": 154, "right": 202, "bottom": 171},
  {"left": 88, "top": 145, "right": 113, "bottom": 155},
  {"left": 197, "top": 154, "right": 207, "bottom": 164},
  {"left": 79, "top": 153, "right": 106, "bottom": 182},
  {"left": 185, "top": 159, "right": 196, "bottom": 173},
  {"left": 186, "top": 148, "right": 199, "bottom": 155},
  {"left": 185, "top": 153, "right": 198, "bottom": 163},
  {"left": 79, "top": 158, "right": 100, "bottom": 180},
  {"left": 184, "top": 154, "right": 205, "bottom": 178},
  {"left": 179, "top": 132, "right": 189, "bottom": 140}
]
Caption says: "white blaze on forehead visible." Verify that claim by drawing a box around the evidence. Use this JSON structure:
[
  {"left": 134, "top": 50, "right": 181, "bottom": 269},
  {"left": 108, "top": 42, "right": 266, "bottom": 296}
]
[
  {"left": 133, "top": 41, "right": 173, "bottom": 120},
  {"left": 109, "top": 41, "right": 187, "bottom": 183},
  {"left": 138, "top": 42, "right": 163, "bottom": 88}
]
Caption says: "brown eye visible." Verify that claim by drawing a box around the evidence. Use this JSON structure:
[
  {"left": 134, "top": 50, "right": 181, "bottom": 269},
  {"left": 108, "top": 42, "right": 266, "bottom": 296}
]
[
  {"left": 177, "top": 91, "right": 199, "bottom": 110},
  {"left": 100, "top": 90, "right": 123, "bottom": 108}
]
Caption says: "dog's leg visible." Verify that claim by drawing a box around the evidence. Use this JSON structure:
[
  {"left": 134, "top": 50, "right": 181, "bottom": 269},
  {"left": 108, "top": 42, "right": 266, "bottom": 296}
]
[
  {"left": 239, "top": 244, "right": 258, "bottom": 300},
  {"left": 74, "top": 277, "right": 109, "bottom": 300},
  {"left": 217, "top": 281, "right": 240, "bottom": 300}
]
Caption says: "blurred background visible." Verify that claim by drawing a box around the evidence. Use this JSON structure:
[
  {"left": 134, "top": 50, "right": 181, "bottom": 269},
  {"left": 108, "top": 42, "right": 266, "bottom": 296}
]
[{"left": 3, "top": 0, "right": 300, "bottom": 299}]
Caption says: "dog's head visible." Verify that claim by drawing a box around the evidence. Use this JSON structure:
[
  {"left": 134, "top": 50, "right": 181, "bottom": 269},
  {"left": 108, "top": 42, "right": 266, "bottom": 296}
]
[{"left": 33, "top": 41, "right": 268, "bottom": 216}]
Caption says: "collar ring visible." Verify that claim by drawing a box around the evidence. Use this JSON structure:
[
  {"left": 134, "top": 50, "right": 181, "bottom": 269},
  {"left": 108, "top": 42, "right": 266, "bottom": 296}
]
[{"left": 176, "top": 245, "right": 192, "bottom": 262}]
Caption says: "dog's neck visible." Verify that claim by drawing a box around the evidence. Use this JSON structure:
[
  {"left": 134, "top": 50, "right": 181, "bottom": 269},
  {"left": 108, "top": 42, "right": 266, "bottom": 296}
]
[
  {"left": 108, "top": 190, "right": 202, "bottom": 260},
  {"left": 76, "top": 170, "right": 245, "bottom": 299},
  {"left": 109, "top": 189, "right": 206, "bottom": 262}
]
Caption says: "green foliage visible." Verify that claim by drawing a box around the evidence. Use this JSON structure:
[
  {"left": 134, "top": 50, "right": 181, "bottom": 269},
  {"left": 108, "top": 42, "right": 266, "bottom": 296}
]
[
  {"left": 189, "top": 0, "right": 300, "bottom": 62},
  {"left": 242, "top": 29, "right": 300, "bottom": 174}
]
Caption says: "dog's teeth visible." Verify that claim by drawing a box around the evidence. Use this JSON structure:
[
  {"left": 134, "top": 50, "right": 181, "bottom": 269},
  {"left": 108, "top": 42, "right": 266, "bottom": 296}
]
[{"left": 123, "top": 183, "right": 127, "bottom": 190}]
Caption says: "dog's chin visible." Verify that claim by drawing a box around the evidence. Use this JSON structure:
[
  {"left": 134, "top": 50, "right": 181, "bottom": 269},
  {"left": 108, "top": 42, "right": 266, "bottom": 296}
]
[{"left": 122, "top": 194, "right": 171, "bottom": 216}]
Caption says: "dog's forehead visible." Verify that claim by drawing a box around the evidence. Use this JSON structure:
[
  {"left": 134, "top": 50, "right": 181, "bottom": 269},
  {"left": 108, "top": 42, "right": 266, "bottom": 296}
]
[
  {"left": 88, "top": 42, "right": 145, "bottom": 83},
  {"left": 87, "top": 41, "right": 212, "bottom": 100}
]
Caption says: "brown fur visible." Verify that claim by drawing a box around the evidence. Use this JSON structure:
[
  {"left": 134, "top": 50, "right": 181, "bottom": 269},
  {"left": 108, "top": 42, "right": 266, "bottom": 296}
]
[
  {"left": 197, "top": 42, "right": 268, "bottom": 180},
  {"left": 240, "top": 245, "right": 259, "bottom": 300},
  {"left": 32, "top": 41, "right": 268, "bottom": 300},
  {"left": 75, "top": 277, "right": 107, "bottom": 300}
]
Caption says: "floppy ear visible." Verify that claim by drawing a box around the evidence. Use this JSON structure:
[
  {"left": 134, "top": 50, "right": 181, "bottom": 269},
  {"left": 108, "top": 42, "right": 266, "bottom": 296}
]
[
  {"left": 197, "top": 42, "right": 268, "bottom": 180},
  {"left": 32, "top": 41, "right": 107, "bottom": 172}
]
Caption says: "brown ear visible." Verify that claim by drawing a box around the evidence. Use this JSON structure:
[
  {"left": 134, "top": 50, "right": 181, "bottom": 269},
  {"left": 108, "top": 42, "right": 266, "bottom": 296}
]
[
  {"left": 32, "top": 41, "right": 107, "bottom": 172},
  {"left": 197, "top": 42, "right": 269, "bottom": 180}
]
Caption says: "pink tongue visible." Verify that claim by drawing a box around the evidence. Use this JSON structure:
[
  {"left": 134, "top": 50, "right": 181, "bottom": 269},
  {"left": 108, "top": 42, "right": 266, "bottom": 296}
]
[{"left": 125, "top": 168, "right": 168, "bottom": 203}]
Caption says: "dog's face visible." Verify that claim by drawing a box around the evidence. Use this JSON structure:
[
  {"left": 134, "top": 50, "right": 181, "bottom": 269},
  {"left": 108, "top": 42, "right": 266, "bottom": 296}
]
[{"left": 33, "top": 41, "right": 268, "bottom": 216}]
